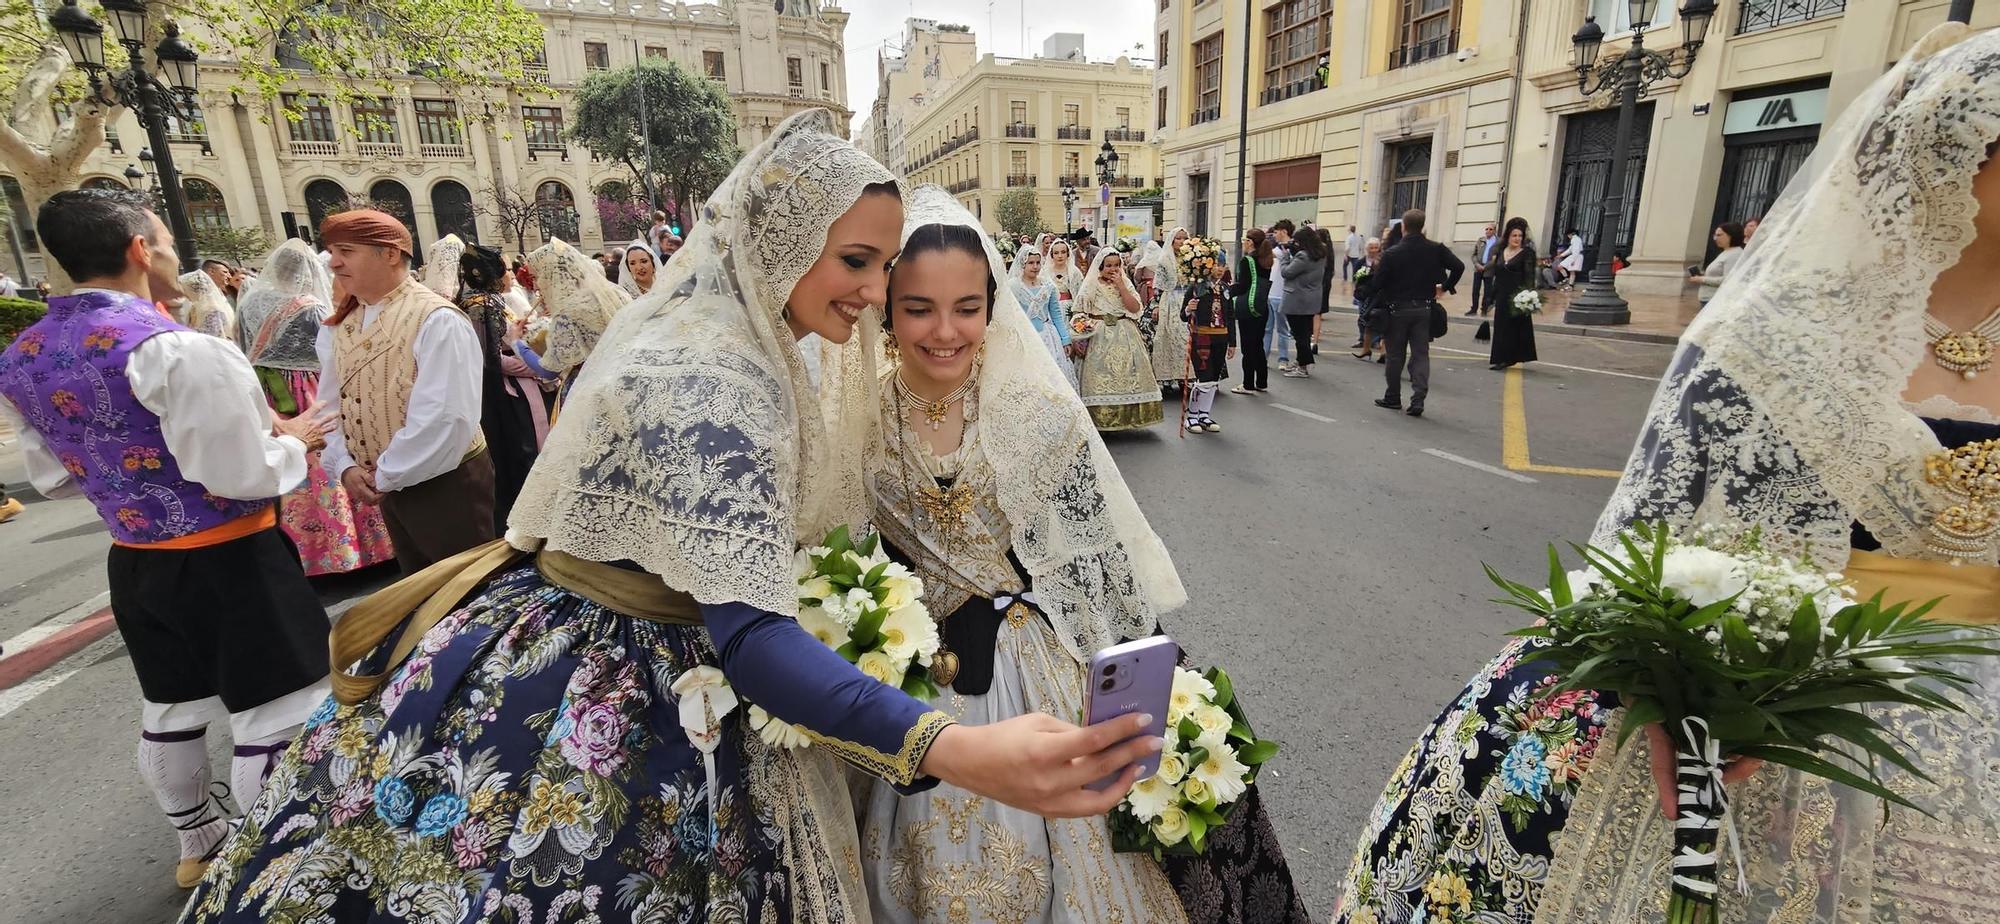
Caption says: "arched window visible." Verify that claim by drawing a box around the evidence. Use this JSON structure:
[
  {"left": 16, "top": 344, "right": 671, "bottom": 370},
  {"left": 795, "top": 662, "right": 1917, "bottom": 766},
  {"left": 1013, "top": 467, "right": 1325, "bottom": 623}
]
[
  {"left": 182, "top": 178, "right": 229, "bottom": 230},
  {"left": 368, "top": 178, "right": 419, "bottom": 240},
  {"left": 81, "top": 176, "right": 128, "bottom": 191},
  {"left": 303, "top": 179, "right": 347, "bottom": 240},
  {"left": 430, "top": 180, "right": 476, "bottom": 243},
  {"left": 535, "top": 180, "right": 577, "bottom": 242}
]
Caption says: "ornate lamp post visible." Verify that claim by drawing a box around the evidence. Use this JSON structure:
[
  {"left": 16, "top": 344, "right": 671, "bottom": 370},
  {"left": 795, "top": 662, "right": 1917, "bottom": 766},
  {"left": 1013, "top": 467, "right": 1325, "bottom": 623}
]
[
  {"left": 1563, "top": 0, "right": 1715, "bottom": 326},
  {"left": 1093, "top": 138, "right": 1119, "bottom": 245},
  {"left": 49, "top": 0, "right": 203, "bottom": 271},
  {"left": 1061, "top": 184, "right": 1078, "bottom": 234}
]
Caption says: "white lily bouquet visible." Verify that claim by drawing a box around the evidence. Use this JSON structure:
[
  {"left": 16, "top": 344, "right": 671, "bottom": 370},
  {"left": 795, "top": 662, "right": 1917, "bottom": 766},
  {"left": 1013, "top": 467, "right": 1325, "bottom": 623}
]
[
  {"left": 749, "top": 526, "right": 944, "bottom": 749},
  {"left": 1511, "top": 288, "right": 1543, "bottom": 317},
  {"left": 1108, "top": 666, "right": 1279, "bottom": 857},
  {"left": 1491, "top": 522, "right": 2000, "bottom": 923}
]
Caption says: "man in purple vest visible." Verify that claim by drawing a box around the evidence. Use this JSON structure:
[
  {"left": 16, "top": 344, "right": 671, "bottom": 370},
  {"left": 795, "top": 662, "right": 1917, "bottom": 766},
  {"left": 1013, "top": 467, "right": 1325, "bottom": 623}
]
[{"left": 0, "top": 189, "right": 334, "bottom": 889}]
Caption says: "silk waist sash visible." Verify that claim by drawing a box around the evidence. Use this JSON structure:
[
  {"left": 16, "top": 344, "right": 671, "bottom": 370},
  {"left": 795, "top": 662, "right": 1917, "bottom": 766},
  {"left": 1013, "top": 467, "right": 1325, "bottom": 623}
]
[
  {"left": 1844, "top": 549, "right": 2000, "bottom": 626},
  {"left": 330, "top": 539, "right": 701, "bottom": 703}
]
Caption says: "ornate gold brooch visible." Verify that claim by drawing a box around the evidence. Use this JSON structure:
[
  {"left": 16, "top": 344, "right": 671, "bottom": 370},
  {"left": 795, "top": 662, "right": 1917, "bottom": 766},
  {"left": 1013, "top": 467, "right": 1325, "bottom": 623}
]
[
  {"left": 1923, "top": 438, "right": 2000, "bottom": 560},
  {"left": 1931, "top": 332, "right": 1995, "bottom": 379},
  {"left": 916, "top": 482, "right": 975, "bottom": 533}
]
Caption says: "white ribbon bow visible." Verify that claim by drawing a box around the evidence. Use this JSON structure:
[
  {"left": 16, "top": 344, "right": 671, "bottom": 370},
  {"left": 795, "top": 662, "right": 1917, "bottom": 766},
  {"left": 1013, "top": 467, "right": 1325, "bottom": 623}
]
[
  {"left": 670, "top": 666, "right": 738, "bottom": 840},
  {"left": 992, "top": 591, "right": 1040, "bottom": 611}
]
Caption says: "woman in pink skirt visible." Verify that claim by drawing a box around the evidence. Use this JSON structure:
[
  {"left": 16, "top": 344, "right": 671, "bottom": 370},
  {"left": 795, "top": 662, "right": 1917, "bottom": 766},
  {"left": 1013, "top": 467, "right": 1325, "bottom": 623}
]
[{"left": 237, "top": 239, "right": 396, "bottom": 575}]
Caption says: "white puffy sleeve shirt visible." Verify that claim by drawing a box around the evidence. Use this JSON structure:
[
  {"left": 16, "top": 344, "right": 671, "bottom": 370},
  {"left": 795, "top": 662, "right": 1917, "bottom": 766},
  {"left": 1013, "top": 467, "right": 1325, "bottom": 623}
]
[{"left": 315, "top": 303, "right": 484, "bottom": 493}]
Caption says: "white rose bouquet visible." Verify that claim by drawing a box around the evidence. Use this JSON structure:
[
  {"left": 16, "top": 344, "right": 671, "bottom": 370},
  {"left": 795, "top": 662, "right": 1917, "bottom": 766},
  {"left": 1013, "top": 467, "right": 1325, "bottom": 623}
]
[
  {"left": 746, "top": 525, "right": 944, "bottom": 750},
  {"left": 1107, "top": 666, "right": 1279, "bottom": 857},
  {"left": 1510, "top": 288, "right": 1542, "bottom": 317},
  {"left": 1492, "top": 522, "right": 2000, "bottom": 923}
]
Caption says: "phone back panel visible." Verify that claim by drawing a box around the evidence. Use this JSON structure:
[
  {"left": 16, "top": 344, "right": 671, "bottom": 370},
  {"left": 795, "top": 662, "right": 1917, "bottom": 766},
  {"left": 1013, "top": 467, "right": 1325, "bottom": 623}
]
[{"left": 1082, "top": 636, "right": 1179, "bottom": 791}]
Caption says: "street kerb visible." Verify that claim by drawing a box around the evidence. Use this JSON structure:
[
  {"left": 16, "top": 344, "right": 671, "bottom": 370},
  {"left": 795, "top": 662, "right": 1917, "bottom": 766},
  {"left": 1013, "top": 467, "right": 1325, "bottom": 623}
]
[{"left": 0, "top": 607, "right": 117, "bottom": 691}]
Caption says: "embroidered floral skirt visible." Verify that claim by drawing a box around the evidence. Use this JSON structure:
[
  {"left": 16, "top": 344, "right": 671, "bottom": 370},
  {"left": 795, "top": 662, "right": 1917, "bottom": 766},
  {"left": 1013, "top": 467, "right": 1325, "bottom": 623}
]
[
  {"left": 1331, "top": 638, "right": 1617, "bottom": 924},
  {"left": 179, "top": 565, "right": 794, "bottom": 924},
  {"left": 264, "top": 369, "right": 397, "bottom": 577}
]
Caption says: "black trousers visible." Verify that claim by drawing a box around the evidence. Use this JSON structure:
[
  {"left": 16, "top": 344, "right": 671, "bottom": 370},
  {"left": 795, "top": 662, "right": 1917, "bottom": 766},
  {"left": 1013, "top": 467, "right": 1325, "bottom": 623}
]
[
  {"left": 1381, "top": 306, "right": 1432, "bottom": 408},
  {"left": 380, "top": 449, "right": 498, "bottom": 575},
  {"left": 1238, "top": 312, "right": 1269, "bottom": 389},
  {"left": 1286, "top": 314, "right": 1317, "bottom": 366},
  {"left": 1469, "top": 272, "right": 1486, "bottom": 311},
  {"left": 107, "top": 525, "right": 330, "bottom": 711}
]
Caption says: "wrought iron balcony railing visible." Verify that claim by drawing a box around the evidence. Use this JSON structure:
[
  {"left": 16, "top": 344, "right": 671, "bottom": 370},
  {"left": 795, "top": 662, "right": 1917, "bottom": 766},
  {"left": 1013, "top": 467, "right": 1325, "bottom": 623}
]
[{"left": 1736, "top": 0, "right": 1845, "bottom": 34}]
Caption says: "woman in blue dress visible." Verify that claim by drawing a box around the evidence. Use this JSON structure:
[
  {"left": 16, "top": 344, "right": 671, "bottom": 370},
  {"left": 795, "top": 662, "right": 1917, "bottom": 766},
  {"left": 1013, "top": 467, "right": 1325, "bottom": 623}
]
[{"left": 180, "top": 110, "right": 1157, "bottom": 924}]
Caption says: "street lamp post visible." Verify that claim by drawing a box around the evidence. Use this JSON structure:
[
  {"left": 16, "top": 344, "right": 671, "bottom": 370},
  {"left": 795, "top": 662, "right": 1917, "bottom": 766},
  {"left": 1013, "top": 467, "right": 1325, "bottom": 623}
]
[
  {"left": 1061, "top": 184, "right": 1078, "bottom": 236},
  {"left": 1093, "top": 138, "right": 1119, "bottom": 246},
  {"left": 49, "top": 0, "right": 203, "bottom": 272},
  {"left": 1563, "top": 0, "right": 1715, "bottom": 326}
]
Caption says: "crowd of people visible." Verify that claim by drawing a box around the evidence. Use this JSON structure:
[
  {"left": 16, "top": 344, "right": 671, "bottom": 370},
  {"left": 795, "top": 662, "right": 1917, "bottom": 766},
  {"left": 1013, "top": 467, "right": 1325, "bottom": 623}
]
[{"left": 0, "top": 23, "right": 1995, "bottom": 924}]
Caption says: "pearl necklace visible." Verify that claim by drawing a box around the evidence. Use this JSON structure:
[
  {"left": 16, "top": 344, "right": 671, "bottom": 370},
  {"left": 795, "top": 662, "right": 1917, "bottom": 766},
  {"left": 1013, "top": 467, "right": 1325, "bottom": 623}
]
[
  {"left": 1924, "top": 306, "right": 2000, "bottom": 380},
  {"left": 893, "top": 371, "right": 975, "bottom": 431}
]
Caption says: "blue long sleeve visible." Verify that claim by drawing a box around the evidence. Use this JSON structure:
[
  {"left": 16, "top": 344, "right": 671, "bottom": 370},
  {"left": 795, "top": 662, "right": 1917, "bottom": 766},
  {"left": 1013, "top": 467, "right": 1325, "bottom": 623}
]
[
  {"left": 700, "top": 600, "right": 950, "bottom": 789},
  {"left": 512, "top": 340, "right": 554, "bottom": 380},
  {"left": 1047, "top": 290, "right": 1071, "bottom": 345}
]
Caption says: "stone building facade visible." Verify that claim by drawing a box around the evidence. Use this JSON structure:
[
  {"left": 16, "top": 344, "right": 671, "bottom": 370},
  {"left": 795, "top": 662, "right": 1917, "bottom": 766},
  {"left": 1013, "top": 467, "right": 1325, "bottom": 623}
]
[{"left": 2, "top": 0, "right": 853, "bottom": 276}]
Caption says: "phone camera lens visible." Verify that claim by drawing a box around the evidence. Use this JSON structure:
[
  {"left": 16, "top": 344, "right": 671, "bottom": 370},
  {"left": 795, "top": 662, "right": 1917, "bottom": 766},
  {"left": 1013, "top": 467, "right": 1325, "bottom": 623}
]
[
  {"left": 1099, "top": 677, "right": 1115, "bottom": 693},
  {"left": 1101, "top": 664, "right": 1118, "bottom": 677}
]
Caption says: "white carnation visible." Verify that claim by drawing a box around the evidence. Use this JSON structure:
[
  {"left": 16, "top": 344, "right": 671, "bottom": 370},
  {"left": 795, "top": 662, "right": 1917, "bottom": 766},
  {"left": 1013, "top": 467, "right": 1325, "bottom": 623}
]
[{"left": 1659, "top": 546, "right": 1751, "bottom": 608}]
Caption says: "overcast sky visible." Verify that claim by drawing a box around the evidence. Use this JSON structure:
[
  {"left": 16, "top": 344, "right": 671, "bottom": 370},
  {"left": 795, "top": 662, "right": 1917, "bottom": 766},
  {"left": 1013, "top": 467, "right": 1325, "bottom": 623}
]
[{"left": 840, "top": 0, "right": 1157, "bottom": 132}]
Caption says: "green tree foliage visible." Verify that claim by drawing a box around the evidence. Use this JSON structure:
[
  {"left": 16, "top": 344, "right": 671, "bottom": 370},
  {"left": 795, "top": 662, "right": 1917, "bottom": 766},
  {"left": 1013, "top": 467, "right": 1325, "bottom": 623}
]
[
  {"left": 192, "top": 226, "right": 274, "bottom": 266},
  {"left": 568, "top": 60, "right": 738, "bottom": 223},
  {"left": 995, "top": 188, "right": 1046, "bottom": 238}
]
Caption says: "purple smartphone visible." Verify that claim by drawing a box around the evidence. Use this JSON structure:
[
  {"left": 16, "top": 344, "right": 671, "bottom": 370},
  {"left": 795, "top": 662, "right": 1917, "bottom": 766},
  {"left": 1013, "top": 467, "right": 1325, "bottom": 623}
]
[{"left": 1083, "top": 636, "right": 1180, "bottom": 791}]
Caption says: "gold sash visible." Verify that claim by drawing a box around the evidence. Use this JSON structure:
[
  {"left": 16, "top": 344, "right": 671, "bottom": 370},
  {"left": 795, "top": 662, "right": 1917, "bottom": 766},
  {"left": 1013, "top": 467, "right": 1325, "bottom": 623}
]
[
  {"left": 329, "top": 539, "right": 701, "bottom": 704},
  {"left": 1845, "top": 549, "right": 2000, "bottom": 626}
]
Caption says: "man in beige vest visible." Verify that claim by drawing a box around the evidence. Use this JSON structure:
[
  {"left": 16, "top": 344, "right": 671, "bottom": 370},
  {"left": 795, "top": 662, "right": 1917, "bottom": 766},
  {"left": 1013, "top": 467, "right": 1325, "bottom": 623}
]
[{"left": 315, "top": 210, "right": 493, "bottom": 572}]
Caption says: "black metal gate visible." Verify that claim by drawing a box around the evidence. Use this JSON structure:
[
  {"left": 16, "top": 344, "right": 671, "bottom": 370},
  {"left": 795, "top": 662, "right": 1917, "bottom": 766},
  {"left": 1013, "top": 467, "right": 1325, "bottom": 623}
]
[
  {"left": 1711, "top": 126, "right": 1817, "bottom": 231},
  {"left": 1552, "top": 102, "right": 1653, "bottom": 260}
]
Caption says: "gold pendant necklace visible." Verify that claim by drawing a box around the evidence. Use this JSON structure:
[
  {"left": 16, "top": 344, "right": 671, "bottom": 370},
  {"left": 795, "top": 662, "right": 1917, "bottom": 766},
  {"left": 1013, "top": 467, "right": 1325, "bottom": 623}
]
[
  {"left": 889, "top": 382, "right": 980, "bottom": 687},
  {"left": 1924, "top": 306, "right": 2000, "bottom": 380},
  {"left": 893, "top": 372, "right": 975, "bottom": 432}
]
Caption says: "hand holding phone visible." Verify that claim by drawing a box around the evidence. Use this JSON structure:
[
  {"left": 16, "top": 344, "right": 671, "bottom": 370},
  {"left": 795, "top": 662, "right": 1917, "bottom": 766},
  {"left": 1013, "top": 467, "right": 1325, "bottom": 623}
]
[{"left": 1083, "top": 636, "right": 1179, "bottom": 791}]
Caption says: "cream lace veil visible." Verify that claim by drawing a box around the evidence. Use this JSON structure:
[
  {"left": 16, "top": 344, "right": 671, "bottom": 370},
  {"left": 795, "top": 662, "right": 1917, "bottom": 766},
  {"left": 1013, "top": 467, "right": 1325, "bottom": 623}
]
[
  {"left": 1073, "top": 246, "right": 1137, "bottom": 319},
  {"left": 507, "top": 109, "right": 897, "bottom": 924},
  {"left": 1540, "top": 25, "right": 2000, "bottom": 924},
  {"left": 848, "top": 186, "right": 1185, "bottom": 659},
  {"left": 421, "top": 233, "right": 464, "bottom": 301},
  {"left": 238, "top": 239, "right": 332, "bottom": 370},
  {"left": 614, "top": 238, "right": 656, "bottom": 299},
  {"left": 1150, "top": 227, "right": 1189, "bottom": 287},
  {"left": 175, "top": 269, "right": 234, "bottom": 341},
  {"left": 524, "top": 238, "right": 628, "bottom": 376}
]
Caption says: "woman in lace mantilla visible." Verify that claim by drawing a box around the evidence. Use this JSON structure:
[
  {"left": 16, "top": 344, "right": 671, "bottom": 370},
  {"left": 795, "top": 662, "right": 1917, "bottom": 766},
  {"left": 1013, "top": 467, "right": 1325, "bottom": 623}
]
[
  {"left": 1333, "top": 27, "right": 2000, "bottom": 924},
  {"left": 182, "top": 111, "right": 1165, "bottom": 924},
  {"left": 1005, "top": 245, "right": 1077, "bottom": 390},
  {"left": 522, "top": 238, "right": 628, "bottom": 390},
  {"left": 1071, "top": 248, "right": 1165, "bottom": 432},
  {"left": 239, "top": 239, "right": 396, "bottom": 576},
  {"left": 1151, "top": 227, "right": 1194, "bottom": 391},
  {"left": 849, "top": 187, "right": 1310, "bottom": 924}
]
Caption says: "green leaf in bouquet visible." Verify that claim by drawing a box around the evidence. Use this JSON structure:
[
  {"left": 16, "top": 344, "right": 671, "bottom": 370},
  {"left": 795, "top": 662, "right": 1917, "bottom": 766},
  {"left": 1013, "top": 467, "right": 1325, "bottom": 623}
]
[
  {"left": 1546, "top": 546, "right": 1575, "bottom": 608},
  {"left": 823, "top": 525, "right": 855, "bottom": 558},
  {"left": 863, "top": 560, "right": 889, "bottom": 589},
  {"left": 1485, "top": 563, "right": 1555, "bottom": 614},
  {"left": 1208, "top": 668, "right": 1236, "bottom": 711},
  {"left": 1615, "top": 697, "right": 1666, "bottom": 749},
  {"left": 851, "top": 606, "right": 886, "bottom": 649},
  {"left": 1193, "top": 804, "right": 1228, "bottom": 827},
  {"left": 1178, "top": 717, "right": 1202, "bottom": 744},
  {"left": 1238, "top": 738, "right": 1280, "bottom": 766},
  {"left": 1187, "top": 813, "right": 1209, "bottom": 853},
  {"left": 834, "top": 641, "right": 862, "bottom": 661},
  {"left": 1185, "top": 745, "right": 1209, "bottom": 770},
  {"left": 1782, "top": 603, "right": 1822, "bottom": 670},
  {"left": 1734, "top": 744, "right": 1924, "bottom": 816},
  {"left": 1679, "top": 597, "right": 1734, "bottom": 631},
  {"left": 1228, "top": 719, "right": 1255, "bottom": 744},
  {"left": 901, "top": 673, "right": 938, "bottom": 700},
  {"left": 828, "top": 573, "right": 856, "bottom": 591},
  {"left": 858, "top": 531, "right": 880, "bottom": 556}
]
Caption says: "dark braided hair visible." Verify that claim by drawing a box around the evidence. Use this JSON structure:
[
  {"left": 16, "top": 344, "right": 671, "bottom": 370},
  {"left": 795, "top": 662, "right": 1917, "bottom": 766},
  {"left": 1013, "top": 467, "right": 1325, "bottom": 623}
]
[{"left": 884, "top": 223, "right": 996, "bottom": 325}]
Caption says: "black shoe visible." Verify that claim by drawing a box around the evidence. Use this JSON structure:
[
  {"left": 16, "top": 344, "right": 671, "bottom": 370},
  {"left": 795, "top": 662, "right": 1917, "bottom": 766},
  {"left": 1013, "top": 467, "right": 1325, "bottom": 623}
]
[
  {"left": 1376, "top": 355, "right": 1386, "bottom": 364},
  {"left": 1489, "top": 364, "right": 1504, "bottom": 370},
  {"left": 1464, "top": 307, "right": 1478, "bottom": 316},
  {"left": 1374, "top": 398, "right": 1402, "bottom": 410},
  {"left": 1406, "top": 406, "right": 1424, "bottom": 417}
]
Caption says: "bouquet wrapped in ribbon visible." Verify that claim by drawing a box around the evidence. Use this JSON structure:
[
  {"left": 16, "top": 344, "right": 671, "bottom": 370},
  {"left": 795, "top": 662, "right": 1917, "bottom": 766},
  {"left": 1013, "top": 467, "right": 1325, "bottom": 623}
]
[
  {"left": 1490, "top": 522, "right": 2000, "bottom": 922},
  {"left": 1107, "top": 666, "right": 1279, "bottom": 857},
  {"left": 746, "top": 526, "right": 944, "bottom": 749}
]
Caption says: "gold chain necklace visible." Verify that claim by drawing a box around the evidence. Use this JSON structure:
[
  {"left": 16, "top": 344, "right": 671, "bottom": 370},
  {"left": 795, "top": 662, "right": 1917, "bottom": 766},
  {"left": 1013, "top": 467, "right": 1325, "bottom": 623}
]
[
  {"left": 893, "top": 371, "right": 975, "bottom": 432},
  {"left": 888, "top": 383, "right": 980, "bottom": 686},
  {"left": 1923, "top": 304, "right": 2000, "bottom": 379}
]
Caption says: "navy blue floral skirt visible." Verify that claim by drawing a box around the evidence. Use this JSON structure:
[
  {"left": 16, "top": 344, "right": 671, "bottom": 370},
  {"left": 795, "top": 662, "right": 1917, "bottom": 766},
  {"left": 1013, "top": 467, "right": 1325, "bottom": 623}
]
[
  {"left": 1332, "top": 638, "right": 1618, "bottom": 924},
  {"left": 180, "top": 565, "right": 793, "bottom": 923}
]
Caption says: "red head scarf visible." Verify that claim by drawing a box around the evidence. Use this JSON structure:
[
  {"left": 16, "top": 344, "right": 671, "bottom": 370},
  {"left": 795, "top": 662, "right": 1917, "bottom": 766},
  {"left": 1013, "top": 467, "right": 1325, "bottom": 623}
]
[{"left": 320, "top": 209, "right": 413, "bottom": 324}]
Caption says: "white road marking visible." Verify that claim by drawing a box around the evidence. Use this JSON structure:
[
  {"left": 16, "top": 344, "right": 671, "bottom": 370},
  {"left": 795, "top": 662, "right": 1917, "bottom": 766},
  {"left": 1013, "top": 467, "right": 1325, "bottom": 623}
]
[
  {"left": 0, "top": 590, "right": 110, "bottom": 656},
  {"left": 1423, "top": 448, "right": 1539, "bottom": 484},
  {"left": 0, "top": 634, "right": 122, "bottom": 721},
  {"left": 1268, "top": 403, "right": 1336, "bottom": 423},
  {"left": 1432, "top": 347, "right": 1661, "bottom": 382}
]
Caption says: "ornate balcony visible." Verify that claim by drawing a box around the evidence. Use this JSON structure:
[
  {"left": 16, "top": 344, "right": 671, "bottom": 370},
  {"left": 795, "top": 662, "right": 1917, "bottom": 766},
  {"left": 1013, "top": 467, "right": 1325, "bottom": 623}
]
[
  {"left": 289, "top": 140, "right": 338, "bottom": 157},
  {"left": 1056, "top": 125, "right": 1091, "bottom": 140},
  {"left": 357, "top": 141, "right": 405, "bottom": 159},
  {"left": 1104, "top": 128, "right": 1146, "bottom": 142},
  {"left": 1736, "top": 0, "right": 1845, "bottom": 34},
  {"left": 1006, "top": 174, "right": 1037, "bottom": 188},
  {"left": 419, "top": 143, "right": 467, "bottom": 159},
  {"left": 1005, "top": 123, "right": 1037, "bottom": 138}
]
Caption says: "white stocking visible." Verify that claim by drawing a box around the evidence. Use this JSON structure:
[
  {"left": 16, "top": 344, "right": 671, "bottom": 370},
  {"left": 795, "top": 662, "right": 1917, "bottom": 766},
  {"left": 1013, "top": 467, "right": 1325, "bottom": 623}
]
[
  {"left": 1192, "top": 383, "right": 1217, "bottom": 415},
  {"left": 230, "top": 727, "right": 297, "bottom": 816},
  {"left": 138, "top": 725, "right": 227, "bottom": 860}
]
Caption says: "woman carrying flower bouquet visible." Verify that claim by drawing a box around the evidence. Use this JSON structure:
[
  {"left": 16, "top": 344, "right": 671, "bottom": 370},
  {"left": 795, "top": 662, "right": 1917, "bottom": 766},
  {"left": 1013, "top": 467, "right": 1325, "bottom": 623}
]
[
  {"left": 180, "top": 111, "right": 1163, "bottom": 924},
  {"left": 1150, "top": 228, "right": 1194, "bottom": 394},
  {"left": 1333, "top": 27, "right": 2000, "bottom": 924},
  {"left": 1485, "top": 218, "right": 1538, "bottom": 371},
  {"left": 850, "top": 186, "right": 1308, "bottom": 924},
  {"left": 1071, "top": 248, "right": 1165, "bottom": 431}
]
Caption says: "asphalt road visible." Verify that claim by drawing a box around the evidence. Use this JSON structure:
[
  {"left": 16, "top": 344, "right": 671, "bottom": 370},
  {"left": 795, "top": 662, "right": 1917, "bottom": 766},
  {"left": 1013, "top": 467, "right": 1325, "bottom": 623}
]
[{"left": 0, "top": 323, "right": 1677, "bottom": 923}]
